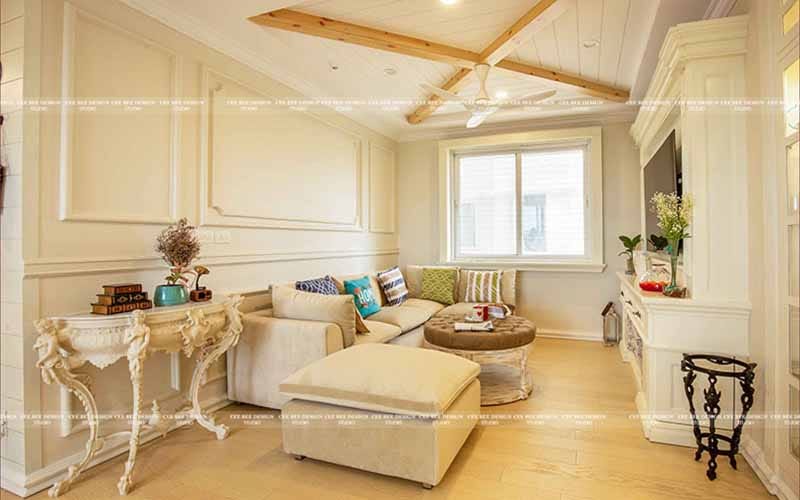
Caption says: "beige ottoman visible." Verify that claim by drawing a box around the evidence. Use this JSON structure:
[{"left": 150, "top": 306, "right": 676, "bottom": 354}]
[{"left": 279, "top": 343, "right": 481, "bottom": 488}]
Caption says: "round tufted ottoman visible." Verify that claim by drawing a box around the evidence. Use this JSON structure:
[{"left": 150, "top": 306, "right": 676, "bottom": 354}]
[{"left": 424, "top": 314, "right": 536, "bottom": 405}]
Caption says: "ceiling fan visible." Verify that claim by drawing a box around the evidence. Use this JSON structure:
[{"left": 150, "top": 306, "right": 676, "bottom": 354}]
[{"left": 421, "top": 63, "right": 557, "bottom": 128}]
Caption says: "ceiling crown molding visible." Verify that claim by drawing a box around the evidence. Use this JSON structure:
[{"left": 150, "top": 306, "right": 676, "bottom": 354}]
[
  {"left": 631, "top": 15, "right": 749, "bottom": 144},
  {"left": 396, "top": 108, "right": 639, "bottom": 143},
  {"left": 119, "top": 0, "right": 400, "bottom": 139}
]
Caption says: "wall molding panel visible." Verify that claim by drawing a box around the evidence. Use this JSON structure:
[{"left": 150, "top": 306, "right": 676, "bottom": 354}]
[
  {"left": 58, "top": 3, "right": 180, "bottom": 224},
  {"left": 368, "top": 142, "right": 396, "bottom": 234},
  {"left": 23, "top": 249, "right": 400, "bottom": 278},
  {"left": 200, "top": 68, "right": 365, "bottom": 232}
]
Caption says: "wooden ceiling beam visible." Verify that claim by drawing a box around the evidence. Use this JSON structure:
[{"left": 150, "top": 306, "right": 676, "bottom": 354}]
[
  {"left": 495, "top": 59, "right": 629, "bottom": 102},
  {"left": 249, "top": 9, "right": 481, "bottom": 68},
  {"left": 248, "top": 6, "right": 631, "bottom": 124}
]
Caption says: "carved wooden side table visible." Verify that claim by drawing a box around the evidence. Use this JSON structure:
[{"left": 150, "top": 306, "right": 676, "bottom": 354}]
[{"left": 33, "top": 295, "right": 244, "bottom": 497}]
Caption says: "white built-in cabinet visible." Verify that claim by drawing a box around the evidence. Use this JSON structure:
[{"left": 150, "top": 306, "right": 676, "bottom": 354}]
[{"left": 626, "top": 16, "right": 753, "bottom": 446}]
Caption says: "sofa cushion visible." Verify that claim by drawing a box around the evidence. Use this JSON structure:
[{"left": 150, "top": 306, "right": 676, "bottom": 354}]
[
  {"left": 457, "top": 268, "right": 517, "bottom": 307},
  {"left": 402, "top": 298, "right": 445, "bottom": 317},
  {"left": 280, "top": 344, "right": 480, "bottom": 417},
  {"left": 438, "top": 302, "right": 483, "bottom": 317},
  {"left": 367, "top": 304, "right": 432, "bottom": 333},
  {"left": 295, "top": 275, "right": 339, "bottom": 295},
  {"left": 376, "top": 266, "right": 409, "bottom": 306},
  {"left": 354, "top": 321, "right": 402, "bottom": 345},
  {"left": 462, "top": 270, "right": 503, "bottom": 303},
  {"left": 404, "top": 265, "right": 459, "bottom": 300},
  {"left": 272, "top": 286, "right": 357, "bottom": 347},
  {"left": 421, "top": 268, "right": 458, "bottom": 305},
  {"left": 333, "top": 273, "right": 386, "bottom": 307},
  {"left": 344, "top": 276, "right": 381, "bottom": 318}
]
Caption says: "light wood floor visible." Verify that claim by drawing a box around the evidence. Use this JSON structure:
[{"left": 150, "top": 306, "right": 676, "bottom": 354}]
[{"left": 2, "top": 339, "right": 773, "bottom": 500}]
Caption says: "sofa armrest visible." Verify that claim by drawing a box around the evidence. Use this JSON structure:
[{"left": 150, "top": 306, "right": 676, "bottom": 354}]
[{"left": 227, "top": 315, "right": 345, "bottom": 409}]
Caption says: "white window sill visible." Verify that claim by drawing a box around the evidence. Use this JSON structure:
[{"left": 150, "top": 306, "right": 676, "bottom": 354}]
[{"left": 444, "top": 260, "right": 607, "bottom": 273}]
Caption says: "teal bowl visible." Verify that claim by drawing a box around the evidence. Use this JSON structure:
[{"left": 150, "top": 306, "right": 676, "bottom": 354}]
[{"left": 154, "top": 284, "right": 189, "bottom": 307}]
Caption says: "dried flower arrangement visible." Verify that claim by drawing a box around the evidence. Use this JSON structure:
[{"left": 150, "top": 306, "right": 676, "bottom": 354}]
[{"left": 155, "top": 218, "right": 200, "bottom": 285}]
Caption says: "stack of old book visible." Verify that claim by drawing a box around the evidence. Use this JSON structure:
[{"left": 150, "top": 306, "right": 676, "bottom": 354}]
[{"left": 91, "top": 283, "right": 153, "bottom": 315}]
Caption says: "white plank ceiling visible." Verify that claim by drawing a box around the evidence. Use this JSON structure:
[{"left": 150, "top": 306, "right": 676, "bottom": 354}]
[{"left": 127, "top": 0, "right": 686, "bottom": 139}]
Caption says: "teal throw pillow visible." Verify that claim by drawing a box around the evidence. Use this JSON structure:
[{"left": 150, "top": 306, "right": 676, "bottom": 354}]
[{"left": 344, "top": 276, "right": 381, "bottom": 318}]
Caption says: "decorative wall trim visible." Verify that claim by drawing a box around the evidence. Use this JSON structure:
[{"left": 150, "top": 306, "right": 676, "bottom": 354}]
[
  {"left": 199, "top": 67, "right": 364, "bottom": 232},
  {"left": 398, "top": 109, "right": 638, "bottom": 143},
  {"left": 58, "top": 3, "right": 180, "bottom": 224},
  {"left": 535, "top": 329, "right": 603, "bottom": 342},
  {"left": 368, "top": 142, "right": 396, "bottom": 234},
  {"left": 0, "top": 396, "right": 232, "bottom": 498},
  {"left": 742, "top": 436, "right": 800, "bottom": 500},
  {"left": 23, "top": 249, "right": 400, "bottom": 278}
]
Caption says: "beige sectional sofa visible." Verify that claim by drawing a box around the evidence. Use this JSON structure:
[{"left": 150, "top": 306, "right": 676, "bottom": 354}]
[{"left": 227, "top": 266, "right": 516, "bottom": 409}]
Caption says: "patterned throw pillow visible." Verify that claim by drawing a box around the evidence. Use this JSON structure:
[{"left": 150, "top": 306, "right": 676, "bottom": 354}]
[
  {"left": 295, "top": 275, "right": 338, "bottom": 295},
  {"left": 376, "top": 266, "right": 409, "bottom": 306},
  {"left": 463, "top": 270, "right": 503, "bottom": 303},
  {"left": 344, "top": 276, "right": 381, "bottom": 318},
  {"left": 420, "top": 267, "right": 457, "bottom": 305}
]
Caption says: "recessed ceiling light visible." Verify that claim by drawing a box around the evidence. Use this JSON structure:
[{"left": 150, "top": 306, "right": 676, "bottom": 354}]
[
  {"left": 582, "top": 39, "right": 600, "bottom": 49},
  {"left": 495, "top": 90, "right": 509, "bottom": 100},
  {"left": 440, "top": 0, "right": 458, "bottom": 5},
  {"left": 383, "top": 67, "right": 397, "bottom": 76}
]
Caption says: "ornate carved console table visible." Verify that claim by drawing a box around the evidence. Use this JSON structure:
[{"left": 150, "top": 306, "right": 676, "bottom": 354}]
[{"left": 33, "top": 295, "right": 244, "bottom": 497}]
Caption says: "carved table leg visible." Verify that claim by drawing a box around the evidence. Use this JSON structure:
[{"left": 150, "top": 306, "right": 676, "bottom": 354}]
[
  {"left": 188, "top": 297, "right": 243, "bottom": 440},
  {"left": 519, "top": 344, "right": 532, "bottom": 399},
  {"left": 117, "top": 311, "right": 151, "bottom": 495},
  {"left": 34, "top": 320, "right": 103, "bottom": 498}
]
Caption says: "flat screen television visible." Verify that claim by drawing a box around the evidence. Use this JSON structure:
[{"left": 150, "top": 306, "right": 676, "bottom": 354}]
[{"left": 643, "top": 130, "right": 682, "bottom": 250}]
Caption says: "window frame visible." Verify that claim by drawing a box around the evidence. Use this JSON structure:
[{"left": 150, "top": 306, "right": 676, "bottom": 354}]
[{"left": 438, "top": 127, "right": 605, "bottom": 272}]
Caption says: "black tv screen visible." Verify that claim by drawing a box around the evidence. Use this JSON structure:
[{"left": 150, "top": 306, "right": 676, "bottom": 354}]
[{"left": 644, "top": 130, "right": 680, "bottom": 248}]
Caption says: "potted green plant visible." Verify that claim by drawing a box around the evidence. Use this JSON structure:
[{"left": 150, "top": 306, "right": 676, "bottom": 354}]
[
  {"left": 618, "top": 234, "right": 642, "bottom": 275},
  {"left": 154, "top": 218, "right": 200, "bottom": 306},
  {"left": 650, "top": 192, "right": 693, "bottom": 296}
]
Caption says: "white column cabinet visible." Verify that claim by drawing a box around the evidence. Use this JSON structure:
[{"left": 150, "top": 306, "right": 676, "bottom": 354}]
[{"left": 626, "top": 16, "right": 752, "bottom": 447}]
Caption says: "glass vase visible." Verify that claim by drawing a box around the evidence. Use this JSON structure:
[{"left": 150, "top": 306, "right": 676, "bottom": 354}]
[{"left": 663, "top": 239, "right": 680, "bottom": 296}]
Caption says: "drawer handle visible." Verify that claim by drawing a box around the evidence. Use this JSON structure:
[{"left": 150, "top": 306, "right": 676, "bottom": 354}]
[
  {"left": 632, "top": 311, "right": 641, "bottom": 318},
  {"left": 625, "top": 300, "right": 633, "bottom": 306},
  {"left": 620, "top": 290, "right": 625, "bottom": 297}
]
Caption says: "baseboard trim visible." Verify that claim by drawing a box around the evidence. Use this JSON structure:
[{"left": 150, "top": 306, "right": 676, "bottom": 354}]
[
  {"left": 1, "top": 396, "right": 232, "bottom": 498},
  {"left": 741, "top": 436, "right": 799, "bottom": 500},
  {"left": 536, "top": 329, "right": 603, "bottom": 342}
]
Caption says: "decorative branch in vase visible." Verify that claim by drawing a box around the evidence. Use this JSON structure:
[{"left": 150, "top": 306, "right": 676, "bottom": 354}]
[
  {"left": 650, "top": 192, "right": 693, "bottom": 297},
  {"left": 154, "top": 218, "right": 200, "bottom": 306}
]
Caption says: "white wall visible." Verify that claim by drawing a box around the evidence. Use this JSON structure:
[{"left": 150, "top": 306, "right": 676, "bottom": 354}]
[
  {"left": 2, "top": 0, "right": 397, "bottom": 494},
  {"left": 397, "top": 122, "right": 641, "bottom": 338}
]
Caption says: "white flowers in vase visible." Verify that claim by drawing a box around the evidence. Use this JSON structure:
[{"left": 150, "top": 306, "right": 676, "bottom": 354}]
[{"left": 650, "top": 192, "right": 693, "bottom": 296}]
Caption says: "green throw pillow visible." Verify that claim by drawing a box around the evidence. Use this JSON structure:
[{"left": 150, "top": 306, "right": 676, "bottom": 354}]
[{"left": 420, "top": 268, "right": 457, "bottom": 305}]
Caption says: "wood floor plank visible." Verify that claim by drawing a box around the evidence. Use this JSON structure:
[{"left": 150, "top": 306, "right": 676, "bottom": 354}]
[{"left": 1, "top": 339, "right": 774, "bottom": 500}]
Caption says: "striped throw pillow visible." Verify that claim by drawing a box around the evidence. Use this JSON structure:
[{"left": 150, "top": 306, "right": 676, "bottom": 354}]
[
  {"left": 464, "top": 270, "right": 503, "bottom": 303},
  {"left": 376, "top": 266, "right": 409, "bottom": 306}
]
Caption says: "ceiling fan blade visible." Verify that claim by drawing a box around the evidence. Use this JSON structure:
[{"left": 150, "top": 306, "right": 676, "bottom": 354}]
[
  {"left": 466, "top": 108, "right": 498, "bottom": 128},
  {"left": 420, "top": 83, "right": 464, "bottom": 103}
]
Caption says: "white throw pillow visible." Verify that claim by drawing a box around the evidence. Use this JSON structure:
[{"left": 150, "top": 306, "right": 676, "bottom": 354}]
[{"left": 272, "top": 286, "right": 357, "bottom": 347}]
